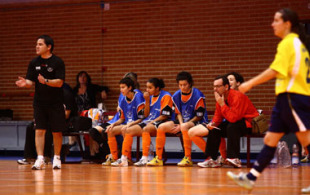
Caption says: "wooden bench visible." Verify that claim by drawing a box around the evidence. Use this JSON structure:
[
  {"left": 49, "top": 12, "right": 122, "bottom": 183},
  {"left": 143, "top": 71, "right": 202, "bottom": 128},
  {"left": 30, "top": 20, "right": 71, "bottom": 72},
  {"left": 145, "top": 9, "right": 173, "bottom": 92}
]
[
  {"left": 63, "top": 110, "right": 268, "bottom": 167},
  {"left": 134, "top": 110, "right": 268, "bottom": 168}
]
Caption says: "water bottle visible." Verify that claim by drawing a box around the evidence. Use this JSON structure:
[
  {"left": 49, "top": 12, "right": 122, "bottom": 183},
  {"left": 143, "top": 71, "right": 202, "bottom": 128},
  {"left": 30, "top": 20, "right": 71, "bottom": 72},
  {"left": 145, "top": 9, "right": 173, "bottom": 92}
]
[
  {"left": 278, "top": 141, "right": 291, "bottom": 168},
  {"left": 270, "top": 142, "right": 280, "bottom": 167},
  {"left": 292, "top": 144, "right": 300, "bottom": 167},
  {"left": 148, "top": 141, "right": 154, "bottom": 160}
]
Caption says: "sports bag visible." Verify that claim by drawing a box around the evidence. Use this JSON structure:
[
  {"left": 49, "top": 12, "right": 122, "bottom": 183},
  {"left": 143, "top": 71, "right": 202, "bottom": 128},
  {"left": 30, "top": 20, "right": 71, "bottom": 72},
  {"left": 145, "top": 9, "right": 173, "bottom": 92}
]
[{"left": 251, "top": 114, "right": 269, "bottom": 134}]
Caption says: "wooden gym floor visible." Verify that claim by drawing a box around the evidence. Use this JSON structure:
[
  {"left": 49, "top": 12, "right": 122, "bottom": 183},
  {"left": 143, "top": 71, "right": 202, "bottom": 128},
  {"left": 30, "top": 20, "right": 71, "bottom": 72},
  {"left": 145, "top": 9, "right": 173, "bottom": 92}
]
[{"left": 0, "top": 160, "right": 308, "bottom": 194}]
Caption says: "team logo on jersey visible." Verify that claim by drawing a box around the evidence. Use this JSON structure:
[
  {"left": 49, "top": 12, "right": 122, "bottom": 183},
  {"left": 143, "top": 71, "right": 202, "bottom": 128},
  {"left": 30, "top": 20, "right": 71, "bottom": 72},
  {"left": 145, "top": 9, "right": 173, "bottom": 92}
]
[
  {"left": 148, "top": 113, "right": 156, "bottom": 120},
  {"left": 182, "top": 110, "right": 191, "bottom": 122},
  {"left": 126, "top": 111, "right": 133, "bottom": 121},
  {"left": 47, "top": 67, "right": 53, "bottom": 72}
]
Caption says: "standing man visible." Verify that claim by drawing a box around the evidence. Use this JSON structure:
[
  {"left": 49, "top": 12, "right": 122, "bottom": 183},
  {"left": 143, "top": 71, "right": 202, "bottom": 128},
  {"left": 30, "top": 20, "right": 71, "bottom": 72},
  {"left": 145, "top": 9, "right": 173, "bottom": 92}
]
[{"left": 16, "top": 35, "right": 66, "bottom": 170}]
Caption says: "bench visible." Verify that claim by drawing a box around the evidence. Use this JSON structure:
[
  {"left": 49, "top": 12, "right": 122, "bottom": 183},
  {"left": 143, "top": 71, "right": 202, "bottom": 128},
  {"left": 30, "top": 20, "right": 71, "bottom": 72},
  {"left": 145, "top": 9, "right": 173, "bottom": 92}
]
[
  {"left": 63, "top": 110, "right": 268, "bottom": 167},
  {"left": 134, "top": 111, "right": 268, "bottom": 168}
]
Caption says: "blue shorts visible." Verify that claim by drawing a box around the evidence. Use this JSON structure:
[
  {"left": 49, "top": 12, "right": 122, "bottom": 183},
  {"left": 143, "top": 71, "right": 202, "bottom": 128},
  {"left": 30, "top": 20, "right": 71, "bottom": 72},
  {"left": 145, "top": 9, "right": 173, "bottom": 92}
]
[{"left": 269, "top": 93, "right": 310, "bottom": 134}]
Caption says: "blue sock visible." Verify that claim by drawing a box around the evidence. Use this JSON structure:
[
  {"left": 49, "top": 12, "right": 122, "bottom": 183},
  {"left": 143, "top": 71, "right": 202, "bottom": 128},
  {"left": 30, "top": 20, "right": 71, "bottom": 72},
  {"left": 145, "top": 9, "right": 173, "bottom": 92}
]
[{"left": 246, "top": 145, "right": 276, "bottom": 181}]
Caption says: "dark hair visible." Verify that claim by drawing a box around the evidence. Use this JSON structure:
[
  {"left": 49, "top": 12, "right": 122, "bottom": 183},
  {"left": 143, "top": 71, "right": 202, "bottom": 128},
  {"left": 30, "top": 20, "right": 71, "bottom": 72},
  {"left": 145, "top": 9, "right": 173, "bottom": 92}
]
[
  {"left": 75, "top": 71, "right": 91, "bottom": 89},
  {"left": 278, "top": 8, "right": 310, "bottom": 51},
  {"left": 148, "top": 78, "right": 165, "bottom": 90},
  {"left": 119, "top": 77, "right": 135, "bottom": 92},
  {"left": 226, "top": 72, "right": 244, "bottom": 84},
  {"left": 37, "top": 35, "right": 54, "bottom": 53},
  {"left": 124, "top": 72, "right": 140, "bottom": 89},
  {"left": 176, "top": 71, "right": 193, "bottom": 87},
  {"left": 215, "top": 75, "right": 230, "bottom": 89}
]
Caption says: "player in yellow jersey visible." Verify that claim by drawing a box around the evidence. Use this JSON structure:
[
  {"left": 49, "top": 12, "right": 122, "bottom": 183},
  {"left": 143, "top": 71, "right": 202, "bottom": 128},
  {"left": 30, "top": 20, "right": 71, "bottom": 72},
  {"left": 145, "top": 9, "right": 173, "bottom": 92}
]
[{"left": 227, "top": 8, "right": 310, "bottom": 193}]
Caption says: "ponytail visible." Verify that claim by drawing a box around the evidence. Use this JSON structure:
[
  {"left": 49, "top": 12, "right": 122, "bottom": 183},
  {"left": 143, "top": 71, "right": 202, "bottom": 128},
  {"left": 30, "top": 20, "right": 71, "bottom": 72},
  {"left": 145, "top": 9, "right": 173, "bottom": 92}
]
[{"left": 298, "top": 24, "right": 310, "bottom": 51}]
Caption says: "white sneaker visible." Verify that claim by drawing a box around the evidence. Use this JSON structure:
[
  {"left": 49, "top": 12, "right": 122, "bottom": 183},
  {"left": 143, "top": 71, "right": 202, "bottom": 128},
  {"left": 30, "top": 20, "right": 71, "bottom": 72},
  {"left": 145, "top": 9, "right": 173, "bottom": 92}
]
[
  {"left": 134, "top": 157, "right": 148, "bottom": 166},
  {"left": 53, "top": 156, "right": 61, "bottom": 169},
  {"left": 302, "top": 185, "right": 310, "bottom": 194},
  {"left": 227, "top": 171, "right": 254, "bottom": 190},
  {"left": 216, "top": 156, "right": 225, "bottom": 165},
  {"left": 17, "top": 159, "right": 34, "bottom": 165},
  {"left": 197, "top": 158, "right": 222, "bottom": 168},
  {"left": 226, "top": 158, "right": 242, "bottom": 168},
  {"left": 32, "top": 158, "right": 45, "bottom": 170},
  {"left": 111, "top": 157, "right": 128, "bottom": 167}
]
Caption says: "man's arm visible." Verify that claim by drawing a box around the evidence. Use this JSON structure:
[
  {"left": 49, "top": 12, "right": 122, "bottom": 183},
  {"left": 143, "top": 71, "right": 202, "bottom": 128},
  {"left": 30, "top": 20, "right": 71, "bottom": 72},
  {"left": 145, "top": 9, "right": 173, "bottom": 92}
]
[
  {"left": 38, "top": 74, "right": 63, "bottom": 88},
  {"left": 16, "top": 77, "right": 33, "bottom": 88}
]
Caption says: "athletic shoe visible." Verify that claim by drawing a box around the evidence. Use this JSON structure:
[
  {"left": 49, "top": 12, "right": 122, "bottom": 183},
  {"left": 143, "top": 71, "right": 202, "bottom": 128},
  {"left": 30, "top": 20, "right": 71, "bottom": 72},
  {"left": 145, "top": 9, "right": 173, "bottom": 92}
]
[
  {"left": 127, "top": 158, "right": 134, "bottom": 166},
  {"left": 111, "top": 158, "right": 128, "bottom": 167},
  {"left": 227, "top": 171, "right": 254, "bottom": 190},
  {"left": 102, "top": 154, "right": 116, "bottom": 166},
  {"left": 302, "top": 186, "right": 310, "bottom": 194},
  {"left": 226, "top": 158, "right": 242, "bottom": 168},
  {"left": 32, "top": 158, "right": 45, "bottom": 170},
  {"left": 17, "top": 159, "right": 34, "bottom": 165},
  {"left": 147, "top": 156, "right": 163, "bottom": 166},
  {"left": 177, "top": 156, "right": 193, "bottom": 167},
  {"left": 216, "top": 156, "right": 226, "bottom": 165},
  {"left": 44, "top": 157, "right": 51, "bottom": 165},
  {"left": 52, "top": 156, "right": 61, "bottom": 169},
  {"left": 301, "top": 155, "right": 309, "bottom": 163},
  {"left": 134, "top": 157, "right": 148, "bottom": 166},
  {"left": 197, "top": 158, "right": 222, "bottom": 168}
]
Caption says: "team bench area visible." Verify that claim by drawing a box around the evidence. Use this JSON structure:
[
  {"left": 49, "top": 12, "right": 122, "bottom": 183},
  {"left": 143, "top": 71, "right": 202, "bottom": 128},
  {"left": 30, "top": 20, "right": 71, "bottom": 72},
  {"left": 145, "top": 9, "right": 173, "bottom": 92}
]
[{"left": 62, "top": 110, "right": 269, "bottom": 168}]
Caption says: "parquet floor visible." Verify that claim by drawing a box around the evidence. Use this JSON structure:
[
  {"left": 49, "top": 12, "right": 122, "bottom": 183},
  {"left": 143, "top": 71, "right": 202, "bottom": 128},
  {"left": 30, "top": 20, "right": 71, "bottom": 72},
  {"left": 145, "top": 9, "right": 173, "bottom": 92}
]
[{"left": 0, "top": 160, "right": 308, "bottom": 194}]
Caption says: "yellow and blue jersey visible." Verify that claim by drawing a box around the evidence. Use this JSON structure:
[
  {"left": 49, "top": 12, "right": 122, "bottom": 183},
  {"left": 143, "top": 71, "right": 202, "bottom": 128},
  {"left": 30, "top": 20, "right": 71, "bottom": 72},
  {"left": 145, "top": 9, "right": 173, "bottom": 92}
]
[{"left": 270, "top": 33, "right": 310, "bottom": 96}]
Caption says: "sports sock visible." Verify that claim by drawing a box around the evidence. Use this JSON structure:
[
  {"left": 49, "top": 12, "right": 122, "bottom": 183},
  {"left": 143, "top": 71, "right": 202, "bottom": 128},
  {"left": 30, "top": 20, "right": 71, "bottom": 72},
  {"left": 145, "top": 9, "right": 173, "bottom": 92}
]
[
  {"left": 247, "top": 145, "right": 276, "bottom": 181},
  {"left": 182, "top": 130, "right": 192, "bottom": 159},
  {"left": 108, "top": 136, "right": 118, "bottom": 160},
  {"left": 306, "top": 144, "right": 310, "bottom": 156},
  {"left": 37, "top": 155, "right": 44, "bottom": 160},
  {"left": 156, "top": 128, "right": 166, "bottom": 160},
  {"left": 54, "top": 155, "right": 60, "bottom": 159},
  {"left": 142, "top": 132, "right": 151, "bottom": 157},
  {"left": 219, "top": 138, "right": 227, "bottom": 159},
  {"left": 191, "top": 136, "right": 206, "bottom": 152},
  {"left": 122, "top": 134, "right": 133, "bottom": 158}
]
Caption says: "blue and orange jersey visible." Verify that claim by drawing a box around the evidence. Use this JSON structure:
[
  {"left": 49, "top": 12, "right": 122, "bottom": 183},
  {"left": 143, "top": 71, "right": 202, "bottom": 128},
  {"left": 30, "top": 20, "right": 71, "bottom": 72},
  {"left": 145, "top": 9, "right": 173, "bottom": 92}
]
[
  {"left": 119, "top": 91, "right": 145, "bottom": 124},
  {"left": 142, "top": 90, "right": 174, "bottom": 124},
  {"left": 108, "top": 89, "right": 142, "bottom": 124},
  {"left": 172, "top": 87, "right": 208, "bottom": 123}
]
